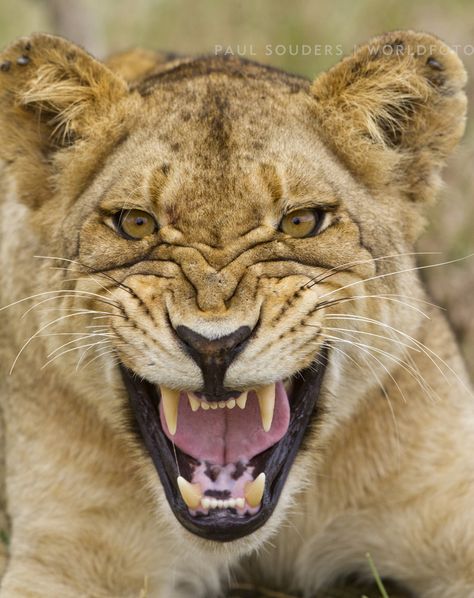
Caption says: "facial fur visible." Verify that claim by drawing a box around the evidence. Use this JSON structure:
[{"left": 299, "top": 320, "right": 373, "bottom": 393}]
[{"left": 0, "top": 31, "right": 472, "bottom": 597}]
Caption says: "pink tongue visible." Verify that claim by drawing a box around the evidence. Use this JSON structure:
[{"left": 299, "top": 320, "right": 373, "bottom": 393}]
[{"left": 159, "top": 382, "right": 290, "bottom": 465}]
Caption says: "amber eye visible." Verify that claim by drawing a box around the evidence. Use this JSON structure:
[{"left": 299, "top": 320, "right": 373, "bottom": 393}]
[
  {"left": 279, "top": 208, "right": 322, "bottom": 238},
  {"left": 113, "top": 209, "right": 158, "bottom": 240}
]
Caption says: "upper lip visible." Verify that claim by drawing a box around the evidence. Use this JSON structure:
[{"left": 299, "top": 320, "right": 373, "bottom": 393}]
[{"left": 120, "top": 345, "right": 329, "bottom": 542}]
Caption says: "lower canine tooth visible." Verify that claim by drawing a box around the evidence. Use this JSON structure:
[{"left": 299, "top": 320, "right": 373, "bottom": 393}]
[
  {"left": 177, "top": 476, "right": 202, "bottom": 509},
  {"left": 236, "top": 392, "right": 248, "bottom": 409},
  {"left": 256, "top": 384, "right": 276, "bottom": 432},
  {"left": 245, "top": 472, "right": 265, "bottom": 508},
  {"left": 161, "top": 386, "right": 180, "bottom": 435}
]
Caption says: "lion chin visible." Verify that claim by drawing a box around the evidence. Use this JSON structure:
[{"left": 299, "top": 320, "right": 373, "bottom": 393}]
[{"left": 0, "top": 29, "right": 473, "bottom": 598}]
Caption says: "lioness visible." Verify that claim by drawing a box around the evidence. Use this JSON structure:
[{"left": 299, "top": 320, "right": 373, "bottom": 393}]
[{"left": 0, "top": 29, "right": 472, "bottom": 597}]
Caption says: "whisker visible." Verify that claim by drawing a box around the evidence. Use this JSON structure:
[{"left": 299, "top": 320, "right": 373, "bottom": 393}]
[
  {"left": 75, "top": 339, "right": 114, "bottom": 371},
  {"left": 303, "top": 251, "right": 442, "bottom": 288},
  {"left": 1, "top": 289, "right": 111, "bottom": 313},
  {"left": 34, "top": 255, "right": 135, "bottom": 295},
  {"left": 42, "top": 339, "right": 111, "bottom": 369},
  {"left": 314, "top": 253, "right": 474, "bottom": 303},
  {"left": 315, "top": 293, "right": 437, "bottom": 319},
  {"left": 20, "top": 292, "right": 119, "bottom": 319},
  {"left": 324, "top": 313, "right": 472, "bottom": 398},
  {"left": 318, "top": 332, "right": 439, "bottom": 403},
  {"left": 325, "top": 328, "right": 423, "bottom": 403},
  {"left": 9, "top": 309, "right": 123, "bottom": 374},
  {"left": 320, "top": 325, "right": 419, "bottom": 353},
  {"left": 52, "top": 272, "right": 116, "bottom": 297},
  {"left": 46, "top": 333, "right": 114, "bottom": 358}
]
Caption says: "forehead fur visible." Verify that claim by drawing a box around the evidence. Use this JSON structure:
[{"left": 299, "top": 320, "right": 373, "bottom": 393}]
[{"left": 96, "top": 56, "right": 343, "bottom": 245}]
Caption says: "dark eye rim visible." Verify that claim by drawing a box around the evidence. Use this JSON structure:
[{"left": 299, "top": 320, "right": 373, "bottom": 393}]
[
  {"left": 112, "top": 209, "right": 159, "bottom": 241},
  {"left": 278, "top": 208, "right": 326, "bottom": 238}
]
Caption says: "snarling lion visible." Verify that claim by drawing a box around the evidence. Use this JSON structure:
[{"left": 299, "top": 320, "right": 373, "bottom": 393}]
[{"left": 0, "top": 30, "right": 472, "bottom": 597}]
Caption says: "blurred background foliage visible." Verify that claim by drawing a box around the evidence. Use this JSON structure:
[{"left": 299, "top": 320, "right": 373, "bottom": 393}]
[{"left": 0, "top": 0, "right": 472, "bottom": 374}]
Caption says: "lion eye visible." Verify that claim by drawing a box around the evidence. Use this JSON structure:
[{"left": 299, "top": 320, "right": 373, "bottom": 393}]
[
  {"left": 279, "top": 208, "right": 322, "bottom": 238},
  {"left": 114, "top": 209, "right": 158, "bottom": 240}
]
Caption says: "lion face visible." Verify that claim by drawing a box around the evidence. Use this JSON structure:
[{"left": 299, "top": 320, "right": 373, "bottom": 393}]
[{"left": 0, "top": 32, "right": 466, "bottom": 548}]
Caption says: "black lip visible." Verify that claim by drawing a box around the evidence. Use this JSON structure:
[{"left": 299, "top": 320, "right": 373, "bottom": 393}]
[{"left": 120, "top": 346, "right": 329, "bottom": 542}]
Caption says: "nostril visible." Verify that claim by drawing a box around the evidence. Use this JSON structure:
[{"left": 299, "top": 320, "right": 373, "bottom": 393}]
[
  {"left": 173, "top": 325, "right": 253, "bottom": 400},
  {"left": 174, "top": 325, "right": 252, "bottom": 357}
]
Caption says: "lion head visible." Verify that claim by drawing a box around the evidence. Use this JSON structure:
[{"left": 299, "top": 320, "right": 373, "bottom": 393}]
[{"left": 0, "top": 31, "right": 466, "bottom": 549}]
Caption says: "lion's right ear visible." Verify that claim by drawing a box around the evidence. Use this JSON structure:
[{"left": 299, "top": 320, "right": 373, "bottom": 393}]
[
  {"left": 310, "top": 31, "right": 467, "bottom": 203},
  {"left": 0, "top": 34, "right": 129, "bottom": 204}
]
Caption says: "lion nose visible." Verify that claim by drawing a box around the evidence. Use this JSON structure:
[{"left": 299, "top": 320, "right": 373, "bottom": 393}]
[{"left": 174, "top": 325, "right": 253, "bottom": 400}]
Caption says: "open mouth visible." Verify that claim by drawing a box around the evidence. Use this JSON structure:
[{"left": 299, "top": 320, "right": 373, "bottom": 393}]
[{"left": 120, "top": 347, "right": 328, "bottom": 542}]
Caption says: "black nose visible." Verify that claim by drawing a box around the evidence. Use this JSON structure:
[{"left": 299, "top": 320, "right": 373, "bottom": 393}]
[{"left": 174, "top": 325, "right": 253, "bottom": 400}]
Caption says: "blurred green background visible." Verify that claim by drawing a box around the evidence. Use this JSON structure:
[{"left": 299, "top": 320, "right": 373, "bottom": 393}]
[{"left": 0, "top": 0, "right": 472, "bottom": 375}]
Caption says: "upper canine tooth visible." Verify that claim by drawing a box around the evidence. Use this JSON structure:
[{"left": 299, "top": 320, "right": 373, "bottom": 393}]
[
  {"left": 161, "top": 386, "right": 180, "bottom": 435},
  {"left": 188, "top": 393, "right": 200, "bottom": 412},
  {"left": 256, "top": 384, "right": 276, "bottom": 432},
  {"left": 177, "top": 476, "right": 202, "bottom": 509},
  {"left": 236, "top": 392, "right": 248, "bottom": 409},
  {"left": 244, "top": 472, "right": 266, "bottom": 508}
]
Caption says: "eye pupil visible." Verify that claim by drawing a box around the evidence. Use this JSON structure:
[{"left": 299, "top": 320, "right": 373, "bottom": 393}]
[
  {"left": 279, "top": 208, "right": 322, "bottom": 238},
  {"left": 113, "top": 209, "right": 157, "bottom": 240}
]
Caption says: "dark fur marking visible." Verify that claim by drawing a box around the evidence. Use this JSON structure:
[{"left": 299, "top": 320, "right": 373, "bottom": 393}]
[
  {"left": 427, "top": 56, "right": 444, "bottom": 71},
  {"left": 134, "top": 55, "right": 309, "bottom": 97}
]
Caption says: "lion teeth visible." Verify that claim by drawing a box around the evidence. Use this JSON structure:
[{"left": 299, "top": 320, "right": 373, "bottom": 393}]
[
  {"left": 177, "top": 476, "right": 202, "bottom": 509},
  {"left": 201, "top": 497, "right": 245, "bottom": 510},
  {"left": 236, "top": 392, "right": 248, "bottom": 409},
  {"left": 256, "top": 384, "right": 276, "bottom": 432},
  {"left": 161, "top": 386, "right": 180, "bottom": 435},
  {"left": 244, "top": 472, "right": 266, "bottom": 508},
  {"left": 188, "top": 393, "right": 200, "bottom": 412},
  {"left": 185, "top": 395, "right": 240, "bottom": 410}
]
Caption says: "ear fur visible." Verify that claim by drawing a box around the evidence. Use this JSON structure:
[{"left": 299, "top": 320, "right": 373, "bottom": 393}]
[
  {"left": 311, "top": 31, "right": 467, "bottom": 202},
  {"left": 0, "top": 34, "right": 129, "bottom": 206}
]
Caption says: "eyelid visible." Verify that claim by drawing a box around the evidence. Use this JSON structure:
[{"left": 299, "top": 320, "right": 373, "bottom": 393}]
[{"left": 282, "top": 201, "right": 339, "bottom": 214}]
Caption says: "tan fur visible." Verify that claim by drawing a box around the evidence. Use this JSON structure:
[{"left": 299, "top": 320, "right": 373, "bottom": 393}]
[{"left": 0, "top": 31, "right": 472, "bottom": 597}]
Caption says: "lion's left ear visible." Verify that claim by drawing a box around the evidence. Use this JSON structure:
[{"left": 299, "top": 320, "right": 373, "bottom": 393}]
[
  {"left": 311, "top": 31, "right": 467, "bottom": 202},
  {"left": 0, "top": 33, "right": 129, "bottom": 206}
]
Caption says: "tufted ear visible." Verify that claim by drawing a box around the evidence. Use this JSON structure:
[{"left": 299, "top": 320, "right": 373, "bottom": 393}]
[
  {"left": 311, "top": 31, "right": 467, "bottom": 202},
  {"left": 0, "top": 33, "right": 129, "bottom": 205}
]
